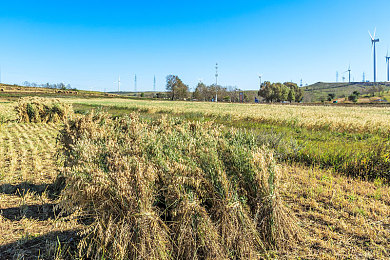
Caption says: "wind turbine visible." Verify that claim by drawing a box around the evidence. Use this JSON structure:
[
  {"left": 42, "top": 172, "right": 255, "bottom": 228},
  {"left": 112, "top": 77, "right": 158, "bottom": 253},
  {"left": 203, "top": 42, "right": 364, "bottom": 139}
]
[
  {"left": 258, "top": 75, "right": 262, "bottom": 89},
  {"left": 369, "top": 28, "right": 379, "bottom": 82},
  {"left": 386, "top": 50, "right": 390, "bottom": 82},
  {"left": 113, "top": 76, "right": 120, "bottom": 92},
  {"left": 344, "top": 65, "right": 351, "bottom": 83}
]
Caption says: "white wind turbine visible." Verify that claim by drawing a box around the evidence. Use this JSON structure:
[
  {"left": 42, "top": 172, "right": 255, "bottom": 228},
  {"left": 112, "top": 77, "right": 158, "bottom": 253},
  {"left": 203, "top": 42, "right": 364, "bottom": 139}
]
[{"left": 369, "top": 28, "right": 379, "bottom": 82}]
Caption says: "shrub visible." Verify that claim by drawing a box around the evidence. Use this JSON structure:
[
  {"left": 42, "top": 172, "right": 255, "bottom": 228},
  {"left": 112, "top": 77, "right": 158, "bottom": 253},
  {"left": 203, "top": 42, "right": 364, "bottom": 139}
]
[
  {"left": 15, "top": 97, "right": 73, "bottom": 123},
  {"left": 57, "top": 112, "right": 300, "bottom": 259},
  {"left": 348, "top": 94, "right": 358, "bottom": 103}
]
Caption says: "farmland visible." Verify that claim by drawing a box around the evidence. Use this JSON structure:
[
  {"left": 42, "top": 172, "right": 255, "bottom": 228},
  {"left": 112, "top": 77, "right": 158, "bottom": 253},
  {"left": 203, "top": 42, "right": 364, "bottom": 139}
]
[
  {"left": 69, "top": 98, "right": 390, "bottom": 135},
  {"left": 69, "top": 98, "right": 390, "bottom": 180},
  {"left": 0, "top": 96, "right": 390, "bottom": 259}
]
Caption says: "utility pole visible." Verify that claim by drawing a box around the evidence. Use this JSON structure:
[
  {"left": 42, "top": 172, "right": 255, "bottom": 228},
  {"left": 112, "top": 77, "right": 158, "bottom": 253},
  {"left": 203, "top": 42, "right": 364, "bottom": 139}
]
[
  {"left": 386, "top": 53, "right": 390, "bottom": 81},
  {"left": 258, "top": 75, "right": 262, "bottom": 89},
  {"left": 134, "top": 74, "right": 137, "bottom": 92},
  {"left": 215, "top": 63, "right": 218, "bottom": 102},
  {"left": 118, "top": 76, "right": 120, "bottom": 92}
]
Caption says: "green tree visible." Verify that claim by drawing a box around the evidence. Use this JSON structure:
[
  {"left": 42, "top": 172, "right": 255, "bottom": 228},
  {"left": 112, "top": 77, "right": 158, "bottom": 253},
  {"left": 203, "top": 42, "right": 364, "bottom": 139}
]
[
  {"left": 258, "top": 81, "right": 273, "bottom": 102},
  {"left": 348, "top": 94, "right": 358, "bottom": 102},
  {"left": 193, "top": 82, "right": 207, "bottom": 101},
  {"left": 284, "top": 82, "right": 303, "bottom": 102},
  {"left": 287, "top": 88, "right": 295, "bottom": 103},
  {"left": 352, "top": 91, "right": 360, "bottom": 97},
  {"left": 295, "top": 87, "right": 304, "bottom": 102},
  {"left": 277, "top": 83, "right": 289, "bottom": 102},
  {"left": 166, "top": 75, "right": 189, "bottom": 100}
]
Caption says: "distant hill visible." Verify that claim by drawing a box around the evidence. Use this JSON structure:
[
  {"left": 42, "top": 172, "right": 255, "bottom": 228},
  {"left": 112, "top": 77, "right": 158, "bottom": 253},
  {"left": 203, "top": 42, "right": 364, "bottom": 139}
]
[
  {"left": 0, "top": 83, "right": 118, "bottom": 100},
  {"left": 303, "top": 82, "right": 390, "bottom": 102}
]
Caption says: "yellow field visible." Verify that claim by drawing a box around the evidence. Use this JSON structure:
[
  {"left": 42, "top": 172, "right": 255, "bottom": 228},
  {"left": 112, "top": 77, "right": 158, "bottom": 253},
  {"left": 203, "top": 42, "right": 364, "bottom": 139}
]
[
  {"left": 69, "top": 98, "right": 390, "bottom": 135},
  {"left": 0, "top": 100, "right": 389, "bottom": 259},
  {"left": 0, "top": 113, "right": 81, "bottom": 258},
  {"left": 0, "top": 102, "right": 17, "bottom": 122}
]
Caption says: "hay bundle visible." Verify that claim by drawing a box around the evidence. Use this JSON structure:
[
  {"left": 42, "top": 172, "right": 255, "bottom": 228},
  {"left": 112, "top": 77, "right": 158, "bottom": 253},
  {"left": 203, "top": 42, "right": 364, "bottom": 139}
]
[
  {"left": 15, "top": 96, "right": 73, "bottom": 123},
  {"left": 57, "top": 112, "right": 301, "bottom": 259}
]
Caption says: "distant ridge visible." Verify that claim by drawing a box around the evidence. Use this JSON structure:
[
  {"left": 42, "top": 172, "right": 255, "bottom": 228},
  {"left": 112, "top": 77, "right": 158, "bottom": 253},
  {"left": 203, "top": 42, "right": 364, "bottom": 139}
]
[{"left": 303, "top": 82, "right": 390, "bottom": 102}]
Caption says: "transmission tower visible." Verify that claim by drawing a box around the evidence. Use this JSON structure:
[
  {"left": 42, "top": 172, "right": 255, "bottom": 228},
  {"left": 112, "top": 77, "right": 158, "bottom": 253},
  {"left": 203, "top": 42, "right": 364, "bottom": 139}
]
[
  {"left": 134, "top": 74, "right": 137, "bottom": 92},
  {"left": 215, "top": 63, "right": 218, "bottom": 102},
  {"left": 118, "top": 76, "right": 121, "bottom": 92}
]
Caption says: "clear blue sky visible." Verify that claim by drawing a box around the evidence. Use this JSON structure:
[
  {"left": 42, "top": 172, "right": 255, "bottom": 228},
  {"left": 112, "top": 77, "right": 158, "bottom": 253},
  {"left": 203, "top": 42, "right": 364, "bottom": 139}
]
[{"left": 1, "top": 0, "right": 389, "bottom": 92}]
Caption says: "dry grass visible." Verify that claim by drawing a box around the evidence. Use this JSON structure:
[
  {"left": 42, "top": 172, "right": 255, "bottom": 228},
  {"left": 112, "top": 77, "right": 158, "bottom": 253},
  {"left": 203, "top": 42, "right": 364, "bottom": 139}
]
[
  {"left": 0, "top": 101, "right": 17, "bottom": 124},
  {"left": 279, "top": 163, "right": 390, "bottom": 259},
  {"left": 15, "top": 96, "right": 73, "bottom": 123},
  {"left": 69, "top": 98, "right": 390, "bottom": 136},
  {"left": 57, "top": 111, "right": 300, "bottom": 259},
  {"left": 0, "top": 112, "right": 82, "bottom": 259},
  {"left": 1, "top": 100, "right": 390, "bottom": 259}
]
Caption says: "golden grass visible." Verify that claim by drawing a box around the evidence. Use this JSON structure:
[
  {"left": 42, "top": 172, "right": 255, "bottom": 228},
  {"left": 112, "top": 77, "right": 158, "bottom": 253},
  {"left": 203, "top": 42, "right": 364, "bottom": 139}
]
[
  {"left": 57, "top": 112, "right": 300, "bottom": 259},
  {"left": 279, "top": 163, "right": 390, "bottom": 259},
  {"left": 0, "top": 102, "right": 17, "bottom": 123},
  {"left": 68, "top": 98, "right": 390, "bottom": 135},
  {"left": 0, "top": 100, "right": 389, "bottom": 259},
  {"left": 0, "top": 119, "right": 82, "bottom": 259},
  {"left": 15, "top": 97, "right": 73, "bottom": 123}
]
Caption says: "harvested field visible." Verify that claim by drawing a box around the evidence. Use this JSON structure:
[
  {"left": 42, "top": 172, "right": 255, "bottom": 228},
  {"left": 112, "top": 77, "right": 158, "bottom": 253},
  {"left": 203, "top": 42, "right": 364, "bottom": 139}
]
[
  {"left": 0, "top": 113, "right": 82, "bottom": 259},
  {"left": 69, "top": 98, "right": 390, "bottom": 136},
  {"left": 0, "top": 100, "right": 389, "bottom": 259}
]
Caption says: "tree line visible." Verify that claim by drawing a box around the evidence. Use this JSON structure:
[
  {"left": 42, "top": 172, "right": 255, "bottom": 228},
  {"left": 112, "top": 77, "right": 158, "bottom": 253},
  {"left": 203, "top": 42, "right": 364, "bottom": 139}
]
[
  {"left": 165, "top": 75, "right": 245, "bottom": 102},
  {"left": 22, "top": 81, "right": 75, "bottom": 90},
  {"left": 258, "top": 81, "right": 304, "bottom": 103},
  {"left": 165, "top": 75, "right": 304, "bottom": 103}
]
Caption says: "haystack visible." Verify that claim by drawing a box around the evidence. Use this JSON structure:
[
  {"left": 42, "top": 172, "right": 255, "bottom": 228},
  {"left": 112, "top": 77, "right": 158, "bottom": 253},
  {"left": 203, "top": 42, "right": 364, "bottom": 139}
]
[
  {"left": 57, "top": 112, "right": 301, "bottom": 259},
  {"left": 15, "top": 96, "right": 73, "bottom": 123}
]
